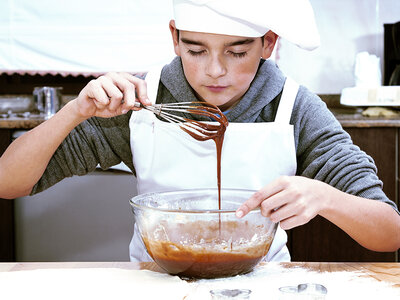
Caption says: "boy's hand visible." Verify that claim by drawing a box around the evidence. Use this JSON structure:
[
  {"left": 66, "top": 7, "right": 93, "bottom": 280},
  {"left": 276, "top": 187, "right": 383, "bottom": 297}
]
[
  {"left": 236, "top": 176, "right": 330, "bottom": 230},
  {"left": 73, "top": 72, "right": 150, "bottom": 119}
]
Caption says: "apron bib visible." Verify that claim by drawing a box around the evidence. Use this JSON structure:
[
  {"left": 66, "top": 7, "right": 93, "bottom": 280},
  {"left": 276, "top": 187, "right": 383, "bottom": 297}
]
[{"left": 128, "top": 67, "right": 298, "bottom": 262}]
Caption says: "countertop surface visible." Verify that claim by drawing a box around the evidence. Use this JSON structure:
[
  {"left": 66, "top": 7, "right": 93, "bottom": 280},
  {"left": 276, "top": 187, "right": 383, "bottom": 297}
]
[
  {"left": 2, "top": 107, "right": 400, "bottom": 129},
  {"left": 331, "top": 107, "right": 400, "bottom": 127},
  {"left": 0, "top": 262, "right": 399, "bottom": 299},
  {"left": 2, "top": 94, "right": 400, "bottom": 129},
  {"left": 0, "top": 116, "right": 44, "bottom": 129}
]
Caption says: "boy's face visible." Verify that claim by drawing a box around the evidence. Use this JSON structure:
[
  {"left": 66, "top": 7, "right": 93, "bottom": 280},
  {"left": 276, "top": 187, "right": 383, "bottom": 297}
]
[{"left": 169, "top": 20, "right": 278, "bottom": 111}]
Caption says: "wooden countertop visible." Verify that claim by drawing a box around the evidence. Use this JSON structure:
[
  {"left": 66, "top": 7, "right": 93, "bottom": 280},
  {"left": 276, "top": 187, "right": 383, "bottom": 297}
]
[
  {"left": 330, "top": 107, "right": 400, "bottom": 128},
  {"left": 0, "top": 116, "right": 44, "bottom": 129}
]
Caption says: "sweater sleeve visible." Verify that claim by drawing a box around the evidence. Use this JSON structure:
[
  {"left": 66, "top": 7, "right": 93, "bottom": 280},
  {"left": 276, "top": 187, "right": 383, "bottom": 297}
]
[
  {"left": 293, "top": 86, "right": 399, "bottom": 213},
  {"left": 31, "top": 112, "right": 134, "bottom": 195}
]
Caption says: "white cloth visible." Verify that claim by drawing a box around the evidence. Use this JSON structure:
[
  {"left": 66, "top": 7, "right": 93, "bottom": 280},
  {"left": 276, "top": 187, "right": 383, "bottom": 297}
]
[
  {"left": 128, "top": 69, "right": 299, "bottom": 262},
  {"left": 0, "top": 0, "right": 175, "bottom": 74},
  {"left": 173, "top": 0, "right": 320, "bottom": 50}
]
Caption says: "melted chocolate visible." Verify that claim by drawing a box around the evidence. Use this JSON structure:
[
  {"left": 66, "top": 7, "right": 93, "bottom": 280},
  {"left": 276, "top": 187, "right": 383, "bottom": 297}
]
[
  {"left": 178, "top": 103, "right": 228, "bottom": 209},
  {"left": 143, "top": 221, "right": 273, "bottom": 279}
]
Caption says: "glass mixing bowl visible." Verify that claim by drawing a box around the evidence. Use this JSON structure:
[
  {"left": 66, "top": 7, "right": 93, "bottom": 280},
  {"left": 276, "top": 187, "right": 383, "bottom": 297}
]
[{"left": 130, "top": 188, "right": 278, "bottom": 279}]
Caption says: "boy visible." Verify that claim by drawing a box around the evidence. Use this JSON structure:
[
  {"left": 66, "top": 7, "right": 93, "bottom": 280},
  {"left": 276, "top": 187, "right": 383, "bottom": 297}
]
[{"left": 0, "top": 0, "right": 399, "bottom": 262}]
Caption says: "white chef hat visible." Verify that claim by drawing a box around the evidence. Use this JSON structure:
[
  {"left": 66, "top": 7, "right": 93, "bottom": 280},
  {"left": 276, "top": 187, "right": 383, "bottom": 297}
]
[{"left": 173, "top": 0, "right": 320, "bottom": 50}]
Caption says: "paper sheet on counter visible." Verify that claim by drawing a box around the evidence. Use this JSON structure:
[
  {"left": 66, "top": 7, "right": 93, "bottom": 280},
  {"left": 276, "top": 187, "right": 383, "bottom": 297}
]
[{"left": 0, "top": 268, "right": 190, "bottom": 300}]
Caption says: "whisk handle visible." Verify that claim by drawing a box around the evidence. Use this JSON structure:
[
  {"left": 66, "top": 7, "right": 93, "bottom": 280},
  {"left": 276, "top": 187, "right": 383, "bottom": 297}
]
[{"left": 133, "top": 102, "right": 145, "bottom": 108}]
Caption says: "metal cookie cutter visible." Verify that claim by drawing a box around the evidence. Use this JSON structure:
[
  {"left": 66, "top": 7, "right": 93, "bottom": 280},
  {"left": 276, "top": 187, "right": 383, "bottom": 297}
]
[
  {"left": 279, "top": 283, "right": 327, "bottom": 299},
  {"left": 210, "top": 289, "right": 252, "bottom": 299}
]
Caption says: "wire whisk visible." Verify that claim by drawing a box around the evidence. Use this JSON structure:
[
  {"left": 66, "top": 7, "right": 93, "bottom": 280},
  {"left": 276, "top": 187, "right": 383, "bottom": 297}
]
[{"left": 134, "top": 101, "right": 228, "bottom": 141}]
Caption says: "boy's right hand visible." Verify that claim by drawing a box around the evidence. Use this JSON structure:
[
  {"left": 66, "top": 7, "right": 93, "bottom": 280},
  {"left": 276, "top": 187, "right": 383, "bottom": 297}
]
[{"left": 73, "top": 72, "right": 150, "bottom": 119}]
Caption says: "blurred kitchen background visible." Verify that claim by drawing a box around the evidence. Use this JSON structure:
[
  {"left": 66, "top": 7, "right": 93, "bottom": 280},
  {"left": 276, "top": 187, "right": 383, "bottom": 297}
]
[{"left": 0, "top": 0, "right": 399, "bottom": 262}]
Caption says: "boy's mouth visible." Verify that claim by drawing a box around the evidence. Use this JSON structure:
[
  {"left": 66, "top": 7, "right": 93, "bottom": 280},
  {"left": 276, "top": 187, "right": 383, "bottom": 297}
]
[{"left": 206, "top": 85, "right": 227, "bottom": 93}]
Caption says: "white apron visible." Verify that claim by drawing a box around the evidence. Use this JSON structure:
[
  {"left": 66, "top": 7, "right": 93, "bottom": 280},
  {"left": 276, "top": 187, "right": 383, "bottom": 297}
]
[{"left": 128, "top": 67, "right": 298, "bottom": 262}]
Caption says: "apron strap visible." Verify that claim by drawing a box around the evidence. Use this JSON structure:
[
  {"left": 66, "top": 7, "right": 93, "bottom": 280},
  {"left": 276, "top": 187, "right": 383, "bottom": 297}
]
[{"left": 274, "top": 77, "right": 299, "bottom": 124}]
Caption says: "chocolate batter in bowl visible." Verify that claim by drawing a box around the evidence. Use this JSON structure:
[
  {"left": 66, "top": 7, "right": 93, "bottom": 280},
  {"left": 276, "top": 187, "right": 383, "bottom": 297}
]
[{"left": 130, "top": 188, "right": 278, "bottom": 279}]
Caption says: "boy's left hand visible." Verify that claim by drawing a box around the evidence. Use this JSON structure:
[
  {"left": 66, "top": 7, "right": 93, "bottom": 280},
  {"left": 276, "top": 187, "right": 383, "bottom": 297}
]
[{"left": 236, "top": 175, "right": 331, "bottom": 230}]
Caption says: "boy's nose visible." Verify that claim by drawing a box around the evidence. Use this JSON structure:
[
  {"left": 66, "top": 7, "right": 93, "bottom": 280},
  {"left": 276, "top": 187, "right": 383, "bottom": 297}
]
[{"left": 206, "top": 55, "right": 227, "bottom": 78}]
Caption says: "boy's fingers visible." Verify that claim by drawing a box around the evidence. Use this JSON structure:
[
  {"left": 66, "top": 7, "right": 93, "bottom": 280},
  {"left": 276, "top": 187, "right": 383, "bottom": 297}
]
[
  {"left": 236, "top": 191, "right": 265, "bottom": 218},
  {"left": 100, "top": 77, "right": 125, "bottom": 111},
  {"left": 86, "top": 80, "right": 109, "bottom": 106},
  {"left": 236, "top": 179, "right": 286, "bottom": 218},
  {"left": 121, "top": 73, "right": 150, "bottom": 105}
]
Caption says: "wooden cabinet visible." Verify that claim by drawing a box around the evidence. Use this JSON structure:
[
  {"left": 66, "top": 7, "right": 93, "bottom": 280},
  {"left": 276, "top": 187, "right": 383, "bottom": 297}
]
[
  {"left": 0, "top": 129, "right": 14, "bottom": 261},
  {"left": 287, "top": 127, "right": 399, "bottom": 262}
]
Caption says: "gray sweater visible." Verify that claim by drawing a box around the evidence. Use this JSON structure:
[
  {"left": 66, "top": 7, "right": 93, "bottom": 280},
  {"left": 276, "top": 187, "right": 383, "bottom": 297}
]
[{"left": 32, "top": 57, "right": 399, "bottom": 213}]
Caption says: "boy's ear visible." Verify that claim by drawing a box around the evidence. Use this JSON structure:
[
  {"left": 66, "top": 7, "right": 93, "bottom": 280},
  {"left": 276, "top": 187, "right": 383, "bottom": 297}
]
[
  {"left": 169, "top": 20, "right": 181, "bottom": 56},
  {"left": 261, "top": 31, "right": 278, "bottom": 59}
]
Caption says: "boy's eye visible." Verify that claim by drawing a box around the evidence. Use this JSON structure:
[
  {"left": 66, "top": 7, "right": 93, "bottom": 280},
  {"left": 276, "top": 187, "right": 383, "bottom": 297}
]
[
  {"left": 187, "top": 49, "right": 206, "bottom": 56},
  {"left": 229, "top": 51, "right": 247, "bottom": 58}
]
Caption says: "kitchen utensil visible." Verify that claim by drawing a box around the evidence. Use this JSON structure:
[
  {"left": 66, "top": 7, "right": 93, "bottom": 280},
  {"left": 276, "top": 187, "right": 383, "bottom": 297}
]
[
  {"left": 130, "top": 188, "right": 278, "bottom": 279},
  {"left": 0, "top": 96, "right": 33, "bottom": 114},
  {"left": 133, "top": 101, "right": 228, "bottom": 140},
  {"left": 33, "top": 86, "right": 63, "bottom": 119}
]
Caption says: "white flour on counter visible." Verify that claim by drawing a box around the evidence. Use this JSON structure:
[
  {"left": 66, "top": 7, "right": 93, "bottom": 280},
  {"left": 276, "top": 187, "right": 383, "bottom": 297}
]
[
  {"left": 2, "top": 264, "right": 399, "bottom": 299},
  {"left": 185, "top": 263, "right": 400, "bottom": 299}
]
